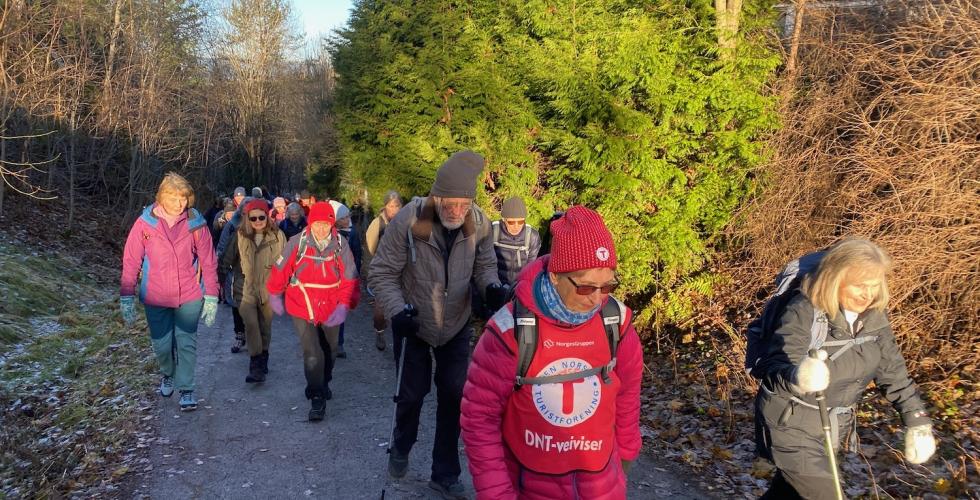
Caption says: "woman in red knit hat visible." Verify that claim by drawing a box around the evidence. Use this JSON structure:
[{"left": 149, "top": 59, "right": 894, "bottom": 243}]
[
  {"left": 461, "top": 205, "right": 643, "bottom": 499},
  {"left": 266, "top": 202, "right": 360, "bottom": 421}
]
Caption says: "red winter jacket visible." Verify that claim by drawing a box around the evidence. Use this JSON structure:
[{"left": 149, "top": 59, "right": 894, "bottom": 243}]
[
  {"left": 461, "top": 256, "right": 643, "bottom": 500},
  {"left": 266, "top": 228, "right": 359, "bottom": 324}
]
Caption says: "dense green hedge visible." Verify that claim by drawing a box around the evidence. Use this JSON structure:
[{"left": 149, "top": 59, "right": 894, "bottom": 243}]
[{"left": 328, "top": 0, "right": 780, "bottom": 328}]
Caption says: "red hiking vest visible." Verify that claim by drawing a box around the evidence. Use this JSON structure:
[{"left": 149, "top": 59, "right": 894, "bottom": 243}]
[{"left": 501, "top": 310, "right": 620, "bottom": 474}]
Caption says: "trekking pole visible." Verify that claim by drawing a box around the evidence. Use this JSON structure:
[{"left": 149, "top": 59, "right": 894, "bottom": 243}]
[
  {"left": 809, "top": 349, "right": 844, "bottom": 500},
  {"left": 381, "top": 336, "right": 407, "bottom": 500}
]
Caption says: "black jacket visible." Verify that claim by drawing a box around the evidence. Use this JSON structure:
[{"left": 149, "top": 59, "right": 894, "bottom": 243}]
[{"left": 755, "top": 293, "right": 931, "bottom": 431}]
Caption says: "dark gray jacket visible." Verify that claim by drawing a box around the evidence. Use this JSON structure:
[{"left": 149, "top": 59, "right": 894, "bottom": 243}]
[
  {"left": 491, "top": 221, "right": 541, "bottom": 286},
  {"left": 755, "top": 294, "right": 931, "bottom": 447},
  {"left": 368, "top": 196, "right": 499, "bottom": 346}
]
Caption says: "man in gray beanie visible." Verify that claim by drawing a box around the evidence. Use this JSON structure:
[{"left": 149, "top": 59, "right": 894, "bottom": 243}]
[
  {"left": 233, "top": 187, "right": 246, "bottom": 207},
  {"left": 491, "top": 196, "right": 541, "bottom": 287},
  {"left": 369, "top": 150, "right": 504, "bottom": 499}
]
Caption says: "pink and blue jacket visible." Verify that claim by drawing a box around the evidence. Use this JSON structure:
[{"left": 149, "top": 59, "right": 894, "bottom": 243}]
[
  {"left": 461, "top": 256, "right": 643, "bottom": 499},
  {"left": 120, "top": 204, "right": 219, "bottom": 308}
]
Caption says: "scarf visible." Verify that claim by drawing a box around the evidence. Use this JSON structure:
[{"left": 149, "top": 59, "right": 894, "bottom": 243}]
[{"left": 533, "top": 272, "right": 599, "bottom": 325}]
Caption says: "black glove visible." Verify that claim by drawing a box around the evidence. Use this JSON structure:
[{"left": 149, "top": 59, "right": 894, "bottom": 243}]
[
  {"left": 485, "top": 283, "right": 511, "bottom": 312},
  {"left": 391, "top": 304, "right": 420, "bottom": 340}
]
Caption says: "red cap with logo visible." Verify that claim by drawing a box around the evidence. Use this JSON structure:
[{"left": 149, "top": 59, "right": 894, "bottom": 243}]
[
  {"left": 307, "top": 201, "right": 336, "bottom": 225},
  {"left": 547, "top": 205, "right": 617, "bottom": 273}
]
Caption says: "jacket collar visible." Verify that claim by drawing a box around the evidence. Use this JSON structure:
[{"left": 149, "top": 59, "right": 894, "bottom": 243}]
[
  {"left": 410, "top": 196, "right": 476, "bottom": 243},
  {"left": 140, "top": 203, "right": 205, "bottom": 231}
]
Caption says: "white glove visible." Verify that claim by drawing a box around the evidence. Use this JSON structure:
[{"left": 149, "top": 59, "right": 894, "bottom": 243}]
[
  {"left": 793, "top": 350, "right": 830, "bottom": 393},
  {"left": 904, "top": 424, "right": 936, "bottom": 464}
]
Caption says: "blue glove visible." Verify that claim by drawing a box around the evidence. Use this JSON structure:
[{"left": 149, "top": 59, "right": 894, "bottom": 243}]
[
  {"left": 120, "top": 296, "right": 136, "bottom": 325},
  {"left": 201, "top": 296, "right": 219, "bottom": 327}
]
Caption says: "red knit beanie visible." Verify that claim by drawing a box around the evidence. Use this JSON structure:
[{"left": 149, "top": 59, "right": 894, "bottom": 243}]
[
  {"left": 547, "top": 206, "right": 617, "bottom": 273},
  {"left": 307, "top": 201, "right": 336, "bottom": 225},
  {"left": 243, "top": 199, "right": 269, "bottom": 215}
]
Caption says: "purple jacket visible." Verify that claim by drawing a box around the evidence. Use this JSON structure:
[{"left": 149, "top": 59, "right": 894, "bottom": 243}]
[{"left": 120, "top": 204, "right": 219, "bottom": 308}]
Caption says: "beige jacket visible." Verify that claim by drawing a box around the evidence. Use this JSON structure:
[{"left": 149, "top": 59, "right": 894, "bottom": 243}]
[
  {"left": 237, "top": 228, "right": 286, "bottom": 305},
  {"left": 368, "top": 196, "right": 499, "bottom": 346}
]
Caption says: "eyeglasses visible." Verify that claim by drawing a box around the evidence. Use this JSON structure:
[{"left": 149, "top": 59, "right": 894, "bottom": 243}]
[
  {"left": 503, "top": 219, "right": 525, "bottom": 226},
  {"left": 249, "top": 215, "right": 267, "bottom": 222},
  {"left": 566, "top": 276, "right": 619, "bottom": 295}
]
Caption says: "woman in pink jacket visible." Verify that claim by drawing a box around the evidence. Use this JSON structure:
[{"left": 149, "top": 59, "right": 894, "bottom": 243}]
[
  {"left": 120, "top": 173, "right": 219, "bottom": 412},
  {"left": 461, "top": 206, "right": 643, "bottom": 500}
]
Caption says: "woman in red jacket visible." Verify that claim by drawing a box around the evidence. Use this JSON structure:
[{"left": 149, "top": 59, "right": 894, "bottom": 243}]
[
  {"left": 266, "top": 202, "right": 360, "bottom": 421},
  {"left": 461, "top": 206, "right": 643, "bottom": 500}
]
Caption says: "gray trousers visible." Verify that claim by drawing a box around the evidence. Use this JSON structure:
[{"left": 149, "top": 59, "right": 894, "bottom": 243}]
[{"left": 291, "top": 318, "right": 339, "bottom": 399}]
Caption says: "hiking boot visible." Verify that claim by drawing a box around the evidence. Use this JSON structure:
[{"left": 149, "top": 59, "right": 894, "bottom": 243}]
[
  {"left": 388, "top": 449, "right": 409, "bottom": 479},
  {"left": 230, "top": 333, "right": 246, "bottom": 353},
  {"left": 428, "top": 479, "right": 467, "bottom": 500},
  {"left": 245, "top": 355, "right": 265, "bottom": 383},
  {"left": 375, "top": 330, "right": 386, "bottom": 351},
  {"left": 260, "top": 351, "right": 269, "bottom": 374},
  {"left": 159, "top": 376, "right": 174, "bottom": 397},
  {"left": 308, "top": 397, "right": 326, "bottom": 421},
  {"left": 179, "top": 391, "right": 197, "bottom": 412}
]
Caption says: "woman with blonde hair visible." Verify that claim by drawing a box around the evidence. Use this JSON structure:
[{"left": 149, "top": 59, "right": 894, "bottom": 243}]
[
  {"left": 120, "top": 172, "right": 219, "bottom": 411},
  {"left": 754, "top": 238, "right": 935, "bottom": 499},
  {"left": 221, "top": 198, "right": 286, "bottom": 383}
]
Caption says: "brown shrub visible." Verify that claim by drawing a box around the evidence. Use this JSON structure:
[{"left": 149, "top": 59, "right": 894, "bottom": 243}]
[{"left": 717, "top": 0, "right": 979, "bottom": 416}]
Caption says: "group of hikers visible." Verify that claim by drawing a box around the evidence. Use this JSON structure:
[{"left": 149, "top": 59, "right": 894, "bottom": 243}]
[{"left": 118, "top": 151, "right": 936, "bottom": 499}]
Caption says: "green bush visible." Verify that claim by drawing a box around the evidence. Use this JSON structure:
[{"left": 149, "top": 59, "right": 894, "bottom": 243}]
[{"left": 328, "top": 0, "right": 780, "bottom": 328}]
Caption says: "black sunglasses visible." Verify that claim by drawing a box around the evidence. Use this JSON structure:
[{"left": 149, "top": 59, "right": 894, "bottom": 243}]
[
  {"left": 566, "top": 276, "right": 619, "bottom": 295},
  {"left": 249, "top": 215, "right": 267, "bottom": 222}
]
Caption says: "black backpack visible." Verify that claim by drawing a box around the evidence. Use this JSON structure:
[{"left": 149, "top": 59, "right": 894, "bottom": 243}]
[
  {"left": 511, "top": 297, "right": 624, "bottom": 390},
  {"left": 744, "top": 251, "right": 827, "bottom": 378}
]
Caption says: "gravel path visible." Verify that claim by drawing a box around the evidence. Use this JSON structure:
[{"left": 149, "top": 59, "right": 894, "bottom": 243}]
[{"left": 124, "top": 299, "right": 710, "bottom": 499}]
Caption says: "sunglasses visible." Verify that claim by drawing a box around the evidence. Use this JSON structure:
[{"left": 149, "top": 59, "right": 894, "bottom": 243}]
[
  {"left": 567, "top": 276, "right": 619, "bottom": 295},
  {"left": 249, "top": 215, "right": 267, "bottom": 222},
  {"left": 504, "top": 219, "right": 525, "bottom": 226}
]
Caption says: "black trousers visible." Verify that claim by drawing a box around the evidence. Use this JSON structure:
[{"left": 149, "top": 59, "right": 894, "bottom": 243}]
[
  {"left": 392, "top": 327, "right": 471, "bottom": 483},
  {"left": 232, "top": 306, "right": 245, "bottom": 335}
]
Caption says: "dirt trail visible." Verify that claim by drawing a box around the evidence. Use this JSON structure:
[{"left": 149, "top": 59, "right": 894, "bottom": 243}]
[{"left": 124, "top": 300, "right": 709, "bottom": 499}]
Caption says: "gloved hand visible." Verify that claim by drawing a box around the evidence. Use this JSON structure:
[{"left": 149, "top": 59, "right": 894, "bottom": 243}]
[
  {"left": 201, "top": 295, "right": 219, "bottom": 327},
  {"left": 120, "top": 296, "right": 136, "bottom": 325},
  {"left": 269, "top": 294, "right": 285, "bottom": 316},
  {"left": 904, "top": 424, "right": 936, "bottom": 464},
  {"left": 485, "top": 283, "right": 510, "bottom": 312},
  {"left": 391, "top": 304, "right": 420, "bottom": 340},
  {"left": 325, "top": 304, "right": 349, "bottom": 327},
  {"left": 792, "top": 349, "right": 830, "bottom": 393},
  {"left": 621, "top": 459, "right": 634, "bottom": 475}
]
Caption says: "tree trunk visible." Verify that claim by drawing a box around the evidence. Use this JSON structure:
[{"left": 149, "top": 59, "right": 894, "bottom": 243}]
[
  {"left": 785, "top": 0, "right": 808, "bottom": 87},
  {"left": 715, "top": 0, "right": 744, "bottom": 57}
]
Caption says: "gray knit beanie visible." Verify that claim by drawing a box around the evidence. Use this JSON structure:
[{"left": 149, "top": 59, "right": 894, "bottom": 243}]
[
  {"left": 500, "top": 196, "right": 527, "bottom": 219},
  {"left": 429, "top": 150, "right": 485, "bottom": 199}
]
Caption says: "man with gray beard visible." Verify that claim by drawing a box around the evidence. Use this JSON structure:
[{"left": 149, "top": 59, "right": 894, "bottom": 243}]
[{"left": 369, "top": 150, "right": 506, "bottom": 499}]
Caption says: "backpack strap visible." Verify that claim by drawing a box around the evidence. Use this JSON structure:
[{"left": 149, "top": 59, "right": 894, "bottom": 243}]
[
  {"left": 492, "top": 220, "right": 501, "bottom": 245},
  {"left": 513, "top": 298, "right": 538, "bottom": 390},
  {"left": 513, "top": 297, "right": 623, "bottom": 388},
  {"left": 807, "top": 308, "right": 829, "bottom": 352}
]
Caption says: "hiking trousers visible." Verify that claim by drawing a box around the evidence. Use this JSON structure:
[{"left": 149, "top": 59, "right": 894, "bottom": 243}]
[
  {"left": 145, "top": 299, "right": 203, "bottom": 392},
  {"left": 392, "top": 326, "right": 471, "bottom": 483},
  {"left": 291, "top": 318, "right": 339, "bottom": 399},
  {"left": 239, "top": 300, "right": 273, "bottom": 356}
]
